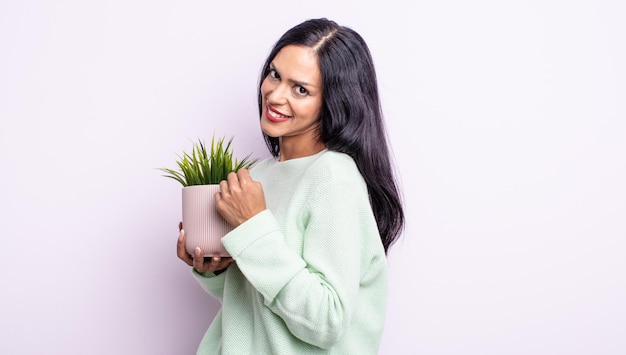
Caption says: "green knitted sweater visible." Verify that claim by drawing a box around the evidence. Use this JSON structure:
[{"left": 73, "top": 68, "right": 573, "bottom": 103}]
[{"left": 192, "top": 150, "right": 388, "bottom": 354}]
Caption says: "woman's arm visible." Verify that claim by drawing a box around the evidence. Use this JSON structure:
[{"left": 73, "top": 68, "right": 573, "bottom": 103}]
[{"left": 221, "top": 178, "right": 381, "bottom": 349}]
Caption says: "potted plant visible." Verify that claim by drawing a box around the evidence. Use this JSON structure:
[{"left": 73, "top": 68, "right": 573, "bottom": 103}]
[{"left": 159, "top": 134, "right": 257, "bottom": 257}]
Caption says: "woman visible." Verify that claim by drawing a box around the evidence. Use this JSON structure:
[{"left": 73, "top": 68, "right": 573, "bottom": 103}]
[{"left": 177, "top": 18, "right": 404, "bottom": 354}]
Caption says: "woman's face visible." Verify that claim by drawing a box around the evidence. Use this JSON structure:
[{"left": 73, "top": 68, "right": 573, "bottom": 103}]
[{"left": 260, "top": 45, "right": 324, "bottom": 157}]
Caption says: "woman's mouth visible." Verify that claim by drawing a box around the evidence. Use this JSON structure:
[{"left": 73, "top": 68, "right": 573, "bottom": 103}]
[{"left": 265, "top": 105, "right": 291, "bottom": 123}]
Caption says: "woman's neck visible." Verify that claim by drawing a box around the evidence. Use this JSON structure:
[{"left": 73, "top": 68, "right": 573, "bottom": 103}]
[{"left": 278, "top": 137, "right": 326, "bottom": 161}]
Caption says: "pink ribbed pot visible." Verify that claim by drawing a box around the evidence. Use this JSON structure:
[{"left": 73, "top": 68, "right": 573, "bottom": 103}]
[{"left": 182, "top": 185, "right": 232, "bottom": 257}]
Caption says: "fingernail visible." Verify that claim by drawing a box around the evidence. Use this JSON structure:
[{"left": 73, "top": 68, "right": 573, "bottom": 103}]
[
  {"left": 178, "top": 229, "right": 184, "bottom": 241},
  {"left": 213, "top": 256, "right": 220, "bottom": 262},
  {"left": 194, "top": 247, "right": 202, "bottom": 256}
]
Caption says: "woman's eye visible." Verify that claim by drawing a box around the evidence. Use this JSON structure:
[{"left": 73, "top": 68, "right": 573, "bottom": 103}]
[
  {"left": 295, "top": 86, "right": 308, "bottom": 96},
  {"left": 269, "top": 69, "right": 280, "bottom": 80}
]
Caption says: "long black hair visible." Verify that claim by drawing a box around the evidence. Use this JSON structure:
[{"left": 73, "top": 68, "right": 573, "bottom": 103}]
[{"left": 257, "top": 18, "right": 404, "bottom": 253}]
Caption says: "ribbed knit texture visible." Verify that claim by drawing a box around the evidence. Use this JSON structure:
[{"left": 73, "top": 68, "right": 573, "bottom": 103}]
[{"left": 192, "top": 150, "right": 388, "bottom": 354}]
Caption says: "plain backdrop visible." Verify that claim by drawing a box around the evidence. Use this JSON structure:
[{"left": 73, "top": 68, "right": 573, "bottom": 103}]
[{"left": 1, "top": 1, "right": 625, "bottom": 354}]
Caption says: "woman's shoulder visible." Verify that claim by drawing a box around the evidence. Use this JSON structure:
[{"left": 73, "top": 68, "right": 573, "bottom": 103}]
[
  {"left": 318, "top": 149, "right": 354, "bottom": 163},
  {"left": 315, "top": 150, "right": 358, "bottom": 171},
  {"left": 308, "top": 150, "right": 364, "bottom": 185}
]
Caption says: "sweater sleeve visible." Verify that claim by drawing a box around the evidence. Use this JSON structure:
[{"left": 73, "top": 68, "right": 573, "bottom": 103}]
[
  {"left": 191, "top": 269, "right": 227, "bottom": 302},
  {"left": 221, "top": 176, "right": 378, "bottom": 349}
]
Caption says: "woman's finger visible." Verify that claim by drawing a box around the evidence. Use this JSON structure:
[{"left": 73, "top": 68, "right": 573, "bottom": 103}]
[
  {"left": 217, "top": 257, "right": 235, "bottom": 270},
  {"left": 236, "top": 168, "right": 251, "bottom": 186},
  {"left": 192, "top": 249, "right": 234, "bottom": 274},
  {"left": 193, "top": 247, "right": 208, "bottom": 272},
  {"left": 219, "top": 179, "right": 229, "bottom": 198},
  {"left": 227, "top": 171, "right": 239, "bottom": 184},
  {"left": 209, "top": 253, "right": 222, "bottom": 271},
  {"left": 177, "top": 229, "right": 193, "bottom": 266}
]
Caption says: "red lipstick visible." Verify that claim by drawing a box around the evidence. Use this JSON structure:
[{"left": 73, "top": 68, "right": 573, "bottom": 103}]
[{"left": 265, "top": 105, "right": 291, "bottom": 123}]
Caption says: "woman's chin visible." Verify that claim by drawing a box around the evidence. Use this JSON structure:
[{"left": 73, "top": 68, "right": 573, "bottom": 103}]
[{"left": 260, "top": 121, "right": 284, "bottom": 138}]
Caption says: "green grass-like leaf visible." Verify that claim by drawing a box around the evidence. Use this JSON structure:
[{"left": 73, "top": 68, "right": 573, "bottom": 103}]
[{"left": 158, "top": 134, "right": 258, "bottom": 186}]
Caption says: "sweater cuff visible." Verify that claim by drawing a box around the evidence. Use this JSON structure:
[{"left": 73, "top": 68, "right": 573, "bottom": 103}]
[
  {"left": 191, "top": 267, "right": 226, "bottom": 297},
  {"left": 221, "top": 209, "right": 280, "bottom": 258}
]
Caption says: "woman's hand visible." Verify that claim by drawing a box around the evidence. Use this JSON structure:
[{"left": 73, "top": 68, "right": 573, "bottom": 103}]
[
  {"left": 215, "top": 169, "right": 266, "bottom": 227},
  {"left": 177, "top": 222, "right": 233, "bottom": 274}
]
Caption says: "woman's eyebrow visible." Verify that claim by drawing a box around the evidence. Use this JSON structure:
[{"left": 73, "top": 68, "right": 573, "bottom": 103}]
[{"left": 269, "top": 63, "right": 318, "bottom": 88}]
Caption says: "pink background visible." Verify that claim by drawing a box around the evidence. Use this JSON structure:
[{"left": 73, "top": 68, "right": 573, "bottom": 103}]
[{"left": 1, "top": 1, "right": 625, "bottom": 354}]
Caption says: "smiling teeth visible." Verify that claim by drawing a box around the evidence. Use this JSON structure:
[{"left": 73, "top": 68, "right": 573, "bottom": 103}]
[{"left": 269, "top": 108, "right": 289, "bottom": 118}]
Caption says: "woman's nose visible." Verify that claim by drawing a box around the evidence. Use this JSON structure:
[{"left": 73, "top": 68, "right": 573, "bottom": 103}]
[{"left": 266, "top": 83, "right": 289, "bottom": 105}]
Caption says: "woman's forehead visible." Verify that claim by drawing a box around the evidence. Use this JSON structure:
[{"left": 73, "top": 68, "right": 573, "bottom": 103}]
[{"left": 271, "top": 45, "right": 321, "bottom": 88}]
